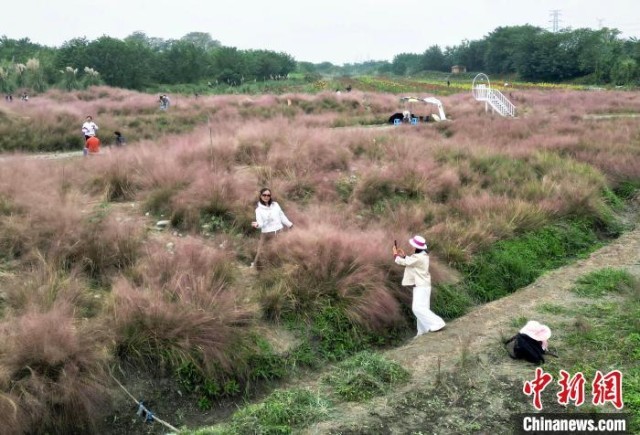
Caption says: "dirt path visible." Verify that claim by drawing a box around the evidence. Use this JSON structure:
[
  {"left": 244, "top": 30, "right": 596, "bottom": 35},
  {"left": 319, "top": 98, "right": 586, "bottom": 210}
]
[
  {"left": 394, "top": 223, "right": 640, "bottom": 376},
  {"left": 306, "top": 210, "right": 640, "bottom": 433}
]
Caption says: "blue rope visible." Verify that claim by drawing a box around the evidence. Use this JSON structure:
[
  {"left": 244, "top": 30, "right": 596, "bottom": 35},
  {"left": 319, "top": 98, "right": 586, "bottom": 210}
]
[{"left": 136, "top": 401, "right": 155, "bottom": 424}]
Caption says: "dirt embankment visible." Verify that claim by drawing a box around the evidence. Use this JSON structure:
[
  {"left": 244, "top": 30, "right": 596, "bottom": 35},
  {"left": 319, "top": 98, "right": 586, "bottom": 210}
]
[{"left": 307, "top": 205, "right": 640, "bottom": 434}]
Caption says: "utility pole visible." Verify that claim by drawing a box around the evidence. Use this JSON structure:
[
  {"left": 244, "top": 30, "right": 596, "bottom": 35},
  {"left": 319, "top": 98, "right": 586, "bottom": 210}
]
[{"left": 549, "top": 10, "right": 562, "bottom": 32}]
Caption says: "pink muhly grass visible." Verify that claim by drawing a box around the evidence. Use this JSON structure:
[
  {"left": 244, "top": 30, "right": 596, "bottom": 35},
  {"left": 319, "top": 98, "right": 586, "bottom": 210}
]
[
  {"left": 353, "top": 165, "right": 432, "bottom": 208},
  {"left": 30, "top": 211, "right": 144, "bottom": 282},
  {"left": 425, "top": 219, "right": 499, "bottom": 265},
  {"left": 381, "top": 202, "right": 435, "bottom": 234},
  {"left": 0, "top": 213, "right": 30, "bottom": 261},
  {"left": 0, "top": 181, "right": 89, "bottom": 267},
  {"left": 110, "top": 277, "right": 255, "bottom": 378},
  {"left": 169, "top": 166, "right": 255, "bottom": 232},
  {"left": 258, "top": 225, "right": 405, "bottom": 332},
  {"left": 0, "top": 305, "right": 111, "bottom": 434},
  {"left": 2, "top": 258, "right": 95, "bottom": 315},
  {"left": 85, "top": 155, "right": 141, "bottom": 202},
  {"left": 251, "top": 123, "right": 350, "bottom": 175},
  {"left": 135, "top": 237, "right": 238, "bottom": 297},
  {"left": 73, "top": 216, "right": 143, "bottom": 278},
  {"left": 451, "top": 193, "right": 550, "bottom": 239}
]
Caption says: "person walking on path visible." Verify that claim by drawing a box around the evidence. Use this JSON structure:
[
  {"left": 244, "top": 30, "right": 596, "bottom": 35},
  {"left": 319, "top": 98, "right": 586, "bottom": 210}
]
[
  {"left": 393, "top": 235, "right": 446, "bottom": 337},
  {"left": 82, "top": 115, "right": 99, "bottom": 155},
  {"left": 251, "top": 187, "right": 293, "bottom": 268},
  {"left": 82, "top": 115, "right": 99, "bottom": 141}
]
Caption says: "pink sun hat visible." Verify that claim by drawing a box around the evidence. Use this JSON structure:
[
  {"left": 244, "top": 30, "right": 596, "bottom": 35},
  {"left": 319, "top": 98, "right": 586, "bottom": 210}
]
[
  {"left": 520, "top": 320, "right": 551, "bottom": 350},
  {"left": 409, "top": 235, "right": 427, "bottom": 250}
]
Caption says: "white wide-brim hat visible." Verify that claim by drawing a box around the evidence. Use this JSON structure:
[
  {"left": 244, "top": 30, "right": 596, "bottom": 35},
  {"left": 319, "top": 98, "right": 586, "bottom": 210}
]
[
  {"left": 520, "top": 320, "right": 551, "bottom": 342},
  {"left": 409, "top": 235, "right": 427, "bottom": 250}
]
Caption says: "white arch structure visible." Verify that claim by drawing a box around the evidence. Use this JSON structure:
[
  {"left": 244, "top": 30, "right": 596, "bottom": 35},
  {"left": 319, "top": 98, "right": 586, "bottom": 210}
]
[{"left": 472, "top": 73, "right": 516, "bottom": 117}]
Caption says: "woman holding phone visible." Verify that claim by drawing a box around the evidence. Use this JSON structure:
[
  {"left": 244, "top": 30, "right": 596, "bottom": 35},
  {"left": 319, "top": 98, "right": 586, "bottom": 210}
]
[{"left": 393, "top": 235, "right": 446, "bottom": 337}]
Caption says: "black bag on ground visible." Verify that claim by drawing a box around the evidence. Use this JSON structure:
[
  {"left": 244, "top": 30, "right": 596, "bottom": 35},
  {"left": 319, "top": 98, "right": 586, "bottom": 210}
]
[{"left": 505, "top": 333, "right": 546, "bottom": 364}]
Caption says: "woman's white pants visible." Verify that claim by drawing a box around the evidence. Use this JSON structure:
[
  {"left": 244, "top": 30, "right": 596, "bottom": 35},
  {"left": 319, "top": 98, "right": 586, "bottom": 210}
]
[{"left": 412, "top": 285, "right": 445, "bottom": 336}]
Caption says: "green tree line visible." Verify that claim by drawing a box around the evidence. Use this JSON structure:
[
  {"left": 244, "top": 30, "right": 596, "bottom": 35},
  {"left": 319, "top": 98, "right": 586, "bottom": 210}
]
[
  {"left": 0, "top": 32, "right": 296, "bottom": 93},
  {"left": 318, "top": 26, "right": 640, "bottom": 86},
  {"left": 1, "top": 25, "right": 640, "bottom": 93}
]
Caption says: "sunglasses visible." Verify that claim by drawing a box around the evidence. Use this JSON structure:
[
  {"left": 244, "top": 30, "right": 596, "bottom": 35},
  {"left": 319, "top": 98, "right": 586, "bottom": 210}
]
[{"left": 261, "top": 193, "right": 271, "bottom": 197}]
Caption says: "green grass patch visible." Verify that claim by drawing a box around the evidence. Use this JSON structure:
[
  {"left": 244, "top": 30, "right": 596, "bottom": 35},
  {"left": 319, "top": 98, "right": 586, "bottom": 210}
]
[
  {"left": 612, "top": 181, "right": 640, "bottom": 201},
  {"left": 463, "top": 219, "right": 602, "bottom": 301},
  {"left": 432, "top": 283, "right": 473, "bottom": 319},
  {"left": 322, "top": 351, "right": 410, "bottom": 401},
  {"left": 176, "top": 336, "right": 291, "bottom": 409},
  {"left": 186, "top": 388, "right": 331, "bottom": 435},
  {"left": 306, "top": 305, "right": 386, "bottom": 362},
  {"left": 544, "top": 269, "right": 640, "bottom": 431},
  {"left": 537, "top": 303, "right": 572, "bottom": 316},
  {"left": 572, "top": 268, "right": 638, "bottom": 298}
]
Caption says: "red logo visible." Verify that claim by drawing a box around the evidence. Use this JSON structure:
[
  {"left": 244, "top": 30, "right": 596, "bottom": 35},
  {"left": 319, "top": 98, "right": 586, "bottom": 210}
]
[
  {"left": 557, "top": 370, "right": 586, "bottom": 406},
  {"left": 523, "top": 367, "right": 554, "bottom": 410},
  {"left": 592, "top": 370, "right": 624, "bottom": 409},
  {"left": 523, "top": 369, "right": 624, "bottom": 410}
]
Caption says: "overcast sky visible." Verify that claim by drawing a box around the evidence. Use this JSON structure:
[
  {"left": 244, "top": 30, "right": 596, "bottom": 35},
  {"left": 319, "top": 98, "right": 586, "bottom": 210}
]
[{"left": 1, "top": 0, "right": 639, "bottom": 64}]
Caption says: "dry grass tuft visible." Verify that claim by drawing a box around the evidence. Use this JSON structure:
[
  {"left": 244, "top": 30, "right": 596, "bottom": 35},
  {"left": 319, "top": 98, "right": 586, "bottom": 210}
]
[
  {"left": 0, "top": 305, "right": 111, "bottom": 434},
  {"left": 112, "top": 240, "right": 256, "bottom": 377},
  {"left": 258, "top": 225, "right": 405, "bottom": 331}
]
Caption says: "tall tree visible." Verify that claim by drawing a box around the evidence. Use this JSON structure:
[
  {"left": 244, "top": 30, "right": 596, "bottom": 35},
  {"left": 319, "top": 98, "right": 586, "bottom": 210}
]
[
  {"left": 180, "top": 32, "right": 221, "bottom": 51},
  {"left": 157, "top": 40, "right": 209, "bottom": 84},
  {"left": 84, "top": 36, "right": 153, "bottom": 89},
  {"left": 420, "top": 45, "right": 446, "bottom": 72},
  {"left": 390, "top": 53, "right": 421, "bottom": 75},
  {"left": 484, "top": 25, "right": 543, "bottom": 74}
]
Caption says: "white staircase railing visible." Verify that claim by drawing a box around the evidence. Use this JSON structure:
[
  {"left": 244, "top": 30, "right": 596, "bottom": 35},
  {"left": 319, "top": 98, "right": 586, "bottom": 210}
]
[
  {"left": 486, "top": 89, "right": 516, "bottom": 117},
  {"left": 471, "top": 73, "right": 517, "bottom": 117}
]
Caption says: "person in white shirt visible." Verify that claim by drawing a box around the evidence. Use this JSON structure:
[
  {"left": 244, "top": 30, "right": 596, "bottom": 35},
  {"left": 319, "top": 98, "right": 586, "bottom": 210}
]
[
  {"left": 393, "top": 235, "right": 446, "bottom": 337},
  {"left": 82, "top": 115, "right": 99, "bottom": 141},
  {"left": 251, "top": 187, "right": 293, "bottom": 268}
]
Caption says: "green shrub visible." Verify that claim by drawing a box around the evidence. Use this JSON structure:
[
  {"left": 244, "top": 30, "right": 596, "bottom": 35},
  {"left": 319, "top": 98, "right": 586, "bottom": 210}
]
[{"left": 323, "top": 351, "right": 410, "bottom": 401}]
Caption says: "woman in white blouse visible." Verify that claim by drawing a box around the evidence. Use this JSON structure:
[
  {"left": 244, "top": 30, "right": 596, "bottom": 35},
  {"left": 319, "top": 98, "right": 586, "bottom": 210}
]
[
  {"left": 393, "top": 235, "right": 445, "bottom": 337},
  {"left": 251, "top": 187, "right": 293, "bottom": 268}
]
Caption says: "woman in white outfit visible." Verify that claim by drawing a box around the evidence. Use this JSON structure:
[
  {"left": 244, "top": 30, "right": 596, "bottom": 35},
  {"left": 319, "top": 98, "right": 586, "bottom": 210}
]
[
  {"left": 393, "top": 235, "right": 446, "bottom": 337},
  {"left": 251, "top": 187, "right": 293, "bottom": 268}
]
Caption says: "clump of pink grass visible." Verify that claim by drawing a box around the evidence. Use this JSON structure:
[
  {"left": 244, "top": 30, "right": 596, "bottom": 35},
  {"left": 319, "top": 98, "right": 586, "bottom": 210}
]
[{"left": 0, "top": 304, "right": 111, "bottom": 434}]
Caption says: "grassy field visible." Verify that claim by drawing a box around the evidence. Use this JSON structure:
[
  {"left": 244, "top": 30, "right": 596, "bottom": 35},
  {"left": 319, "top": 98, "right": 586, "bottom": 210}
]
[{"left": 0, "top": 79, "right": 639, "bottom": 434}]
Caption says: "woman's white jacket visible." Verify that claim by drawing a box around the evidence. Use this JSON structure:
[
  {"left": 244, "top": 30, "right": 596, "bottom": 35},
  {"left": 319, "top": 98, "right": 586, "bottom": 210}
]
[
  {"left": 394, "top": 251, "right": 431, "bottom": 287},
  {"left": 254, "top": 201, "right": 293, "bottom": 233}
]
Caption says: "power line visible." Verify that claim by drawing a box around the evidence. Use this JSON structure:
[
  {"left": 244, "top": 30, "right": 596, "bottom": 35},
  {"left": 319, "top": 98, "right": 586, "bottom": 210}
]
[{"left": 549, "top": 10, "right": 562, "bottom": 33}]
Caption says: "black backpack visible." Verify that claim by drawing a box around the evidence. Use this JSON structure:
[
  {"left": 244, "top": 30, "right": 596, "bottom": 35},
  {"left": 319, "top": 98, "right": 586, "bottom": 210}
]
[{"left": 505, "top": 333, "right": 548, "bottom": 364}]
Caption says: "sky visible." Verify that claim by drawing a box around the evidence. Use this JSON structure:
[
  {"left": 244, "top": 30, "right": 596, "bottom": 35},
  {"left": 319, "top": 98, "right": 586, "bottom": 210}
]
[{"left": 1, "top": 0, "right": 639, "bottom": 65}]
